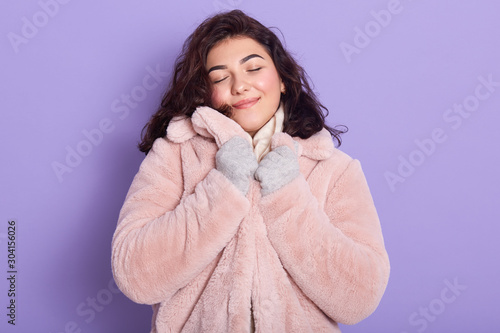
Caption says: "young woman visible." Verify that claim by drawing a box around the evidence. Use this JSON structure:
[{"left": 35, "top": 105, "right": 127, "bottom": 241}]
[{"left": 111, "top": 9, "right": 390, "bottom": 333}]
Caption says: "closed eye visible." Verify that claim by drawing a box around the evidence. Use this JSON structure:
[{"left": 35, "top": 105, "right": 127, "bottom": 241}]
[
  {"left": 214, "top": 77, "right": 228, "bottom": 84},
  {"left": 213, "top": 68, "right": 262, "bottom": 84}
]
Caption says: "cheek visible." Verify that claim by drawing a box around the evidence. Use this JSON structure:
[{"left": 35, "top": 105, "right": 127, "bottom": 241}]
[
  {"left": 210, "top": 88, "right": 225, "bottom": 107},
  {"left": 255, "top": 71, "right": 281, "bottom": 94}
]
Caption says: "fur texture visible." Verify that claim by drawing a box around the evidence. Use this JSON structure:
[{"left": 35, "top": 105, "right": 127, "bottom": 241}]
[{"left": 111, "top": 106, "right": 390, "bottom": 332}]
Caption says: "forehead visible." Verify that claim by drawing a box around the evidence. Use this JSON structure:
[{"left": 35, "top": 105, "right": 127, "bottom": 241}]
[{"left": 206, "top": 37, "right": 270, "bottom": 65}]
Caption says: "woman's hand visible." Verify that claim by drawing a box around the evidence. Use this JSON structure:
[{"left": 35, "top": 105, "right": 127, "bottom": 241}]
[
  {"left": 216, "top": 136, "right": 258, "bottom": 195},
  {"left": 255, "top": 144, "right": 300, "bottom": 196}
]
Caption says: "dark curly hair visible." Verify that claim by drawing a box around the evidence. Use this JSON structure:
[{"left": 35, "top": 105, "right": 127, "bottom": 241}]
[{"left": 139, "top": 9, "right": 346, "bottom": 154}]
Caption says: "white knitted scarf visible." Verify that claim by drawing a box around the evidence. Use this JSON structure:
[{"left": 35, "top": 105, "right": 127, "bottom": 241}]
[{"left": 243, "top": 102, "right": 284, "bottom": 162}]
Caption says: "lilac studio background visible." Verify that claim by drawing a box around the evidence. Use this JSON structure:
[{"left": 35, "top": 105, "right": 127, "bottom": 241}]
[{"left": 1, "top": 0, "right": 499, "bottom": 332}]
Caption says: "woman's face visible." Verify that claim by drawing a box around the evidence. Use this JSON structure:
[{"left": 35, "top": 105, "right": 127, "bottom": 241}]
[{"left": 206, "top": 36, "right": 285, "bottom": 136}]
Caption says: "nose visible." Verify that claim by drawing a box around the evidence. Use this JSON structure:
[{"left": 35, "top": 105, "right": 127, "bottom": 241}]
[{"left": 231, "top": 73, "right": 250, "bottom": 95}]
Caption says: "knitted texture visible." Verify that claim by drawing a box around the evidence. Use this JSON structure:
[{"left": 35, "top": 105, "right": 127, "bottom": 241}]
[
  {"left": 255, "top": 145, "right": 300, "bottom": 196},
  {"left": 216, "top": 136, "right": 258, "bottom": 194}
]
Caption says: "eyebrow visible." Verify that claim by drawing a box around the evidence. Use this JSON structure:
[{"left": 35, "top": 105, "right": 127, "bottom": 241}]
[{"left": 207, "top": 54, "right": 264, "bottom": 74}]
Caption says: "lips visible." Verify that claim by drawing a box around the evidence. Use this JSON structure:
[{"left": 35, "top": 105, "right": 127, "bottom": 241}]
[{"left": 232, "top": 97, "right": 260, "bottom": 109}]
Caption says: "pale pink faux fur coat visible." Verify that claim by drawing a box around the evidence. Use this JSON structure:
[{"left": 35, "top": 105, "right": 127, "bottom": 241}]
[{"left": 111, "top": 106, "right": 390, "bottom": 332}]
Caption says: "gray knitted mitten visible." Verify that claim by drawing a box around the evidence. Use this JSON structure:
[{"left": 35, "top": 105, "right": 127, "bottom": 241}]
[
  {"left": 216, "top": 136, "right": 258, "bottom": 195},
  {"left": 255, "top": 145, "right": 300, "bottom": 196}
]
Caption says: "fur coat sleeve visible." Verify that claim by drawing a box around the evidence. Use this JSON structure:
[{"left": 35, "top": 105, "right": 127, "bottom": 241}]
[
  {"left": 260, "top": 159, "right": 389, "bottom": 324},
  {"left": 111, "top": 137, "right": 250, "bottom": 305},
  {"left": 258, "top": 132, "right": 390, "bottom": 325}
]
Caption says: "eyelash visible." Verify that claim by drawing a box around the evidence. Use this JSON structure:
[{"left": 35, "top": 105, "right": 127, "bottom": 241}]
[{"left": 213, "top": 67, "right": 262, "bottom": 84}]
